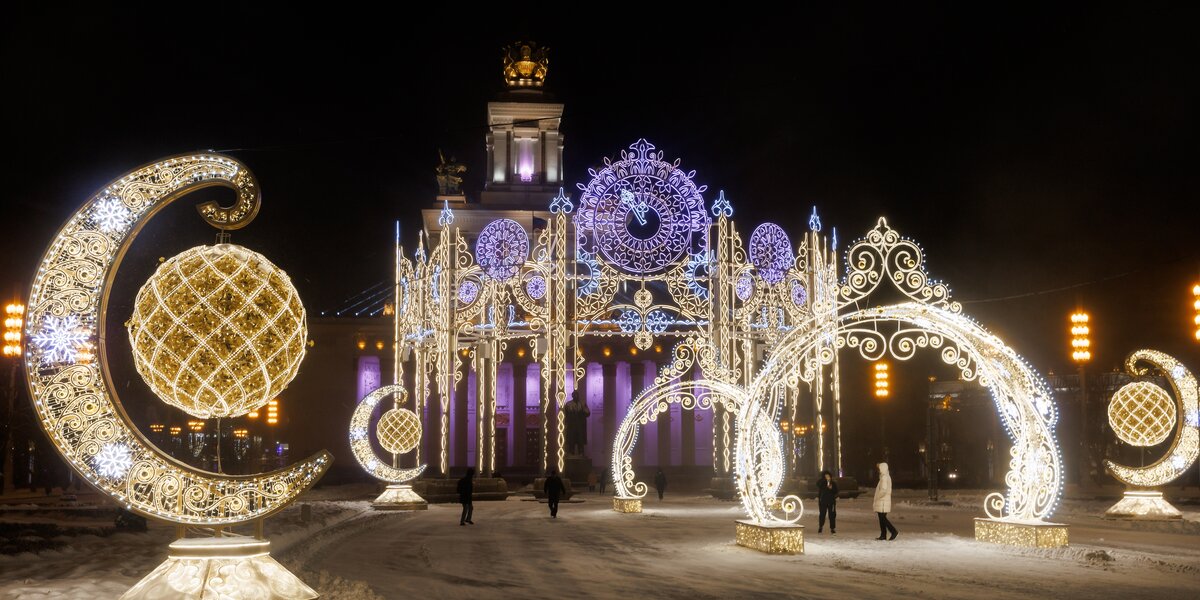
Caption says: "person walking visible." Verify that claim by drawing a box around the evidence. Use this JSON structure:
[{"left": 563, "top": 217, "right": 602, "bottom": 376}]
[
  {"left": 654, "top": 468, "right": 667, "bottom": 500},
  {"left": 598, "top": 469, "right": 607, "bottom": 495},
  {"left": 817, "top": 470, "right": 838, "bottom": 535},
  {"left": 544, "top": 470, "right": 566, "bottom": 518},
  {"left": 458, "top": 468, "right": 475, "bottom": 526},
  {"left": 587, "top": 470, "right": 597, "bottom": 492},
  {"left": 874, "top": 462, "right": 897, "bottom": 540}
]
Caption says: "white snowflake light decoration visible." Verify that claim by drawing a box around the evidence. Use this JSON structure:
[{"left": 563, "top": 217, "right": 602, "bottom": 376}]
[
  {"left": 94, "top": 443, "right": 133, "bottom": 479},
  {"left": 33, "top": 315, "right": 89, "bottom": 364},
  {"left": 93, "top": 197, "right": 132, "bottom": 233}
]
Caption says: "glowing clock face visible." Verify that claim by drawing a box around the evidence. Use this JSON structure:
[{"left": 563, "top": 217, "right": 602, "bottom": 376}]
[{"left": 575, "top": 139, "right": 710, "bottom": 275}]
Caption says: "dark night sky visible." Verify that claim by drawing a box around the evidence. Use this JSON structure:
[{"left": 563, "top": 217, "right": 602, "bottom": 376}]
[{"left": 3, "top": 5, "right": 1199, "bottom": 383}]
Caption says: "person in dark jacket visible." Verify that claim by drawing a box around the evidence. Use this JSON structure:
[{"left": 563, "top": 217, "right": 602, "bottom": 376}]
[
  {"left": 654, "top": 468, "right": 667, "bottom": 500},
  {"left": 544, "top": 470, "right": 566, "bottom": 518},
  {"left": 816, "top": 470, "right": 838, "bottom": 534},
  {"left": 457, "top": 468, "right": 475, "bottom": 525}
]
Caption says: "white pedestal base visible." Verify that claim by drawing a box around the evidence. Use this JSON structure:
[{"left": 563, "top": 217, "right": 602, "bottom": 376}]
[
  {"left": 122, "top": 537, "right": 317, "bottom": 599},
  {"left": 1104, "top": 490, "right": 1183, "bottom": 520},
  {"left": 373, "top": 484, "right": 429, "bottom": 510}
]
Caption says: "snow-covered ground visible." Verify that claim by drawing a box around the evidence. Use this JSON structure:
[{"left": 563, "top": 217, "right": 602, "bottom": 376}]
[{"left": 2, "top": 486, "right": 1198, "bottom": 599}]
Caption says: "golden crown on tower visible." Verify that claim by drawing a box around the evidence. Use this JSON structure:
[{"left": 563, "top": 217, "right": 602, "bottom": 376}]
[{"left": 503, "top": 41, "right": 549, "bottom": 88}]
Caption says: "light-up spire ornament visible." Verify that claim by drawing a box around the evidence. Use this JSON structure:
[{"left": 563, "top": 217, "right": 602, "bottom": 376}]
[
  {"left": 549, "top": 187, "right": 573, "bottom": 214},
  {"left": 711, "top": 189, "right": 733, "bottom": 218},
  {"left": 808, "top": 206, "right": 822, "bottom": 232},
  {"left": 438, "top": 199, "right": 454, "bottom": 226}
]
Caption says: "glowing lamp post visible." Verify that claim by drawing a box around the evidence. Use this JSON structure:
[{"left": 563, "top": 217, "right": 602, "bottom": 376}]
[
  {"left": 3, "top": 303, "right": 23, "bottom": 358},
  {"left": 1071, "top": 311, "right": 1092, "bottom": 486},
  {"left": 874, "top": 362, "right": 890, "bottom": 459},
  {"left": 1192, "top": 284, "right": 1199, "bottom": 341}
]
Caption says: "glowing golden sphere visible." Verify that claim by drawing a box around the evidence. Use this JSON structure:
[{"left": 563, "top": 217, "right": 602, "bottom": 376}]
[
  {"left": 1108, "top": 381, "right": 1176, "bottom": 447},
  {"left": 377, "top": 408, "right": 421, "bottom": 454},
  {"left": 127, "top": 244, "right": 307, "bottom": 418}
]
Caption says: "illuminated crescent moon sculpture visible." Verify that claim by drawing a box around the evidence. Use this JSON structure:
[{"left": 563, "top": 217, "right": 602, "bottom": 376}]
[
  {"left": 1102, "top": 349, "right": 1199, "bottom": 520},
  {"left": 23, "top": 154, "right": 330, "bottom": 598},
  {"left": 350, "top": 384, "right": 429, "bottom": 509}
]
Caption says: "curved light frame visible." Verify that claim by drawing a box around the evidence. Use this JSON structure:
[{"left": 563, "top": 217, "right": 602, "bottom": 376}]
[
  {"left": 349, "top": 384, "right": 427, "bottom": 483},
  {"left": 610, "top": 338, "right": 803, "bottom": 523},
  {"left": 1105, "top": 349, "right": 1199, "bottom": 487},
  {"left": 742, "top": 302, "right": 1062, "bottom": 521},
  {"left": 23, "top": 153, "right": 330, "bottom": 525}
]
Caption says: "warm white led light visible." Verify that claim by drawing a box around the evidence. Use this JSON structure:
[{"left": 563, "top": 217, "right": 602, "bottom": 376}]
[{"left": 127, "top": 243, "right": 307, "bottom": 419}]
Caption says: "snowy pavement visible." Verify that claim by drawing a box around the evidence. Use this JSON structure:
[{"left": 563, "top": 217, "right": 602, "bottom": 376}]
[{"left": 1, "top": 487, "right": 1198, "bottom": 599}]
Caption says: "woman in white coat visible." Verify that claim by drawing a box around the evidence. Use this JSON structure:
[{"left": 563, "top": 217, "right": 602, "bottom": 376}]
[{"left": 873, "top": 462, "right": 898, "bottom": 540}]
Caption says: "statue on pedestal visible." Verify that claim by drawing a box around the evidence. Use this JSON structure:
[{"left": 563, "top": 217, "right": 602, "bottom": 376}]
[
  {"left": 436, "top": 149, "right": 466, "bottom": 196},
  {"left": 563, "top": 390, "right": 590, "bottom": 457}
]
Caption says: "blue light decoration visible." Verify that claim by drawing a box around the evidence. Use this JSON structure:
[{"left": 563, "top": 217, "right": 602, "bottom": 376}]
[
  {"left": 476, "top": 219, "right": 529, "bottom": 281},
  {"left": 549, "top": 187, "right": 573, "bottom": 214},
  {"left": 686, "top": 251, "right": 711, "bottom": 299},
  {"left": 575, "top": 139, "right": 709, "bottom": 275},
  {"left": 711, "top": 189, "right": 733, "bottom": 218},
  {"left": 645, "top": 310, "right": 671, "bottom": 334},
  {"left": 526, "top": 274, "right": 547, "bottom": 300},
  {"left": 831, "top": 226, "right": 838, "bottom": 251},
  {"left": 808, "top": 206, "right": 821, "bottom": 232},
  {"left": 736, "top": 274, "right": 754, "bottom": 301},
  {"left": 749, "top": 222, "right": 793, "bottom": 285},
  {"left": 458, "top": 280, "right": 480, "bottom": 304},
  {"left": 438, "top": 199, "right": 454, "bottom": 226},
  {"left": 576, "top": 248, "right": 602, "bottom": 297},
  {"left": 616, "top": 310, "right": 640, "bottom": 333},
  {"left": 790, "top": 280, "right": 808, "bottom": 307}
]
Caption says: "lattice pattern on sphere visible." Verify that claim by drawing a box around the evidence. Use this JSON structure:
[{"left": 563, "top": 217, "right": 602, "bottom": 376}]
[
  {"left": 1108, "top": 381, "right": 1176, "bottom": 447},
  {"left": 377, "top": 408, "right": 422, "bottom": 454},
  {"left": 127, "top": 244, "right": 306, "bottom": 418}
]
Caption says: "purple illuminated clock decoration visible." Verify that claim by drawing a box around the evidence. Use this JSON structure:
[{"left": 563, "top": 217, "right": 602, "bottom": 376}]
[
  {"left": 476, "top": 219, "right": 529, "bottom": 281},
  {"left": 525, "top": 274, "right": 547, "bottom": 300},
  {"left": 749, "top": 222, "right": 792, "bottom": 285},
  {"left": 574, "top": 139, "right": 710, "bottom": 275},
  {"left": 790, "top": 279, "right": 808, "bottom": 307},
  {"left": 458, "top": 279, "right": 480, "bottom": 305}
]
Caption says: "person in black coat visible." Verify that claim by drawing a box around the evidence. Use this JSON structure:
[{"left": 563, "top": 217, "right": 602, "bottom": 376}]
[
  {"left": 654, "top": 468, "right": 667, "bottom": 500},
  {"left": 816, "top": 470, "right": 838, "bottom": 534},
  {"left": 457, "top": 468, "right": 475, "bottom": 525},
  {"left": 544, "top": 470, "right": 566, "bottom": 518}
]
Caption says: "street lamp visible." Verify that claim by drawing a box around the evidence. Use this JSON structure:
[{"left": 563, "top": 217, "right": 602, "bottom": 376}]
[
  {"left": 1070, "top": 311, "right": 1092, "bottom": 487},
  {"left": 874, "top": 362, "right": 890, "bottom": 460},
  {"left": 3, "top": 303, "right": 23, "bottom": 358},
  {"left": 3, "top": 302, "right": 24, "bottom": 494},
  {"left": 1191, "top": 283, "right": 1199, "bottom": 341}
]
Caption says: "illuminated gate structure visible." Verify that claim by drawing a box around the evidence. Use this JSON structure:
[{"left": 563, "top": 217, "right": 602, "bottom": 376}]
[
  {"left": 385, "top": 137, "right": 1067, "bottom": 548},
  {"left": 396, "top": 138, "right": 841, "bottom": 482}
]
